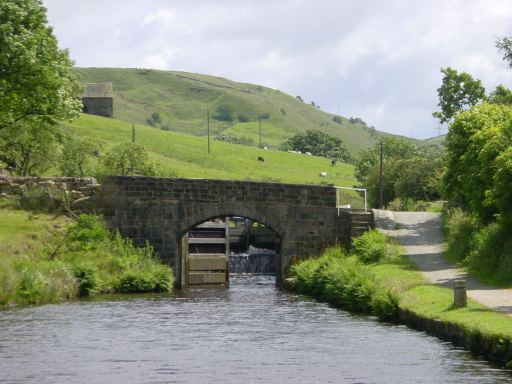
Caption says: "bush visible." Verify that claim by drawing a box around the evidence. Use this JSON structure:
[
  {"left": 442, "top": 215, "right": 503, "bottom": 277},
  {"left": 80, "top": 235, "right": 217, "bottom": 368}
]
[
  {"left": 73, "top": 263, "right": 100, "bottom": 296},
  {"left": 67, "top": 214, "right": 109, "bottom": 250},
  {"left": 352, "top": 229, "right": 389, "bottom": 263}
]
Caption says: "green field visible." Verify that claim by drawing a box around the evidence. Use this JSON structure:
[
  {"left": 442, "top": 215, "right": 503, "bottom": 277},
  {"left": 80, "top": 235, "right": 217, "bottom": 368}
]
[
  {"left": 74, "top": 67, "right": 394, "bottom": 156},
  {"left": 61, "top": 114, "right": 366, "bottom": 207}
]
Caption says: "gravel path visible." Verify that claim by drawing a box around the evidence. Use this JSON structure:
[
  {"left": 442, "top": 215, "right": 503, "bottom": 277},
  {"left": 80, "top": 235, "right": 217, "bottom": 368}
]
[{"left": 373, "top": 209, "right": 512, "bottom": 316}]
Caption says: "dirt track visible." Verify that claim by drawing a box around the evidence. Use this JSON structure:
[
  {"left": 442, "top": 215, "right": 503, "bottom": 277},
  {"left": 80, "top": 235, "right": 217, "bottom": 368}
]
[{"left": 374, "top": 210, "right": 512, "bottom": 316}]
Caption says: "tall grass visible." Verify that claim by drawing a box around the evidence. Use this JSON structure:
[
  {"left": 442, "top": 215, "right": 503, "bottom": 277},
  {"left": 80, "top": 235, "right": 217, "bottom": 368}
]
[{"left": 0, "top": 207, "right": 174, "bottom": 306}]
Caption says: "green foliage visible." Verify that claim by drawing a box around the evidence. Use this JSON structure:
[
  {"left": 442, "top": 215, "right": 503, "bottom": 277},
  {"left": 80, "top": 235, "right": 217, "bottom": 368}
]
[
  {"left": 489, "top": 85, "right": 512, "bottom": 105},
  {"left": 73, "top": 263, "right": 100, "bottom": 296},
  {"left": 215, "top": 103, "right": 234, "bottom": 121},
  {"left": 290, "top": 246, "right": 400, "bottom": 320},
  {"left": 355, "top": 137, "right": 442, "bottom": 207},
  {"left": 237, "top": 113, "right": 250, "bottom": 122},
  {"left": 280, "top": 129, "right": 351, "bottom": 162},
  {"left": 0, "top": 0, "right": 82, "bottom": 130},
  {"left": 102, "top": 142, "right": 159, "bottom": 177},
  {"left": 67, "top": 214, "right": 109, "bottom": 250},
  {"left": 333, "top": 115, "right": 342, "bottom": 124},
  {"left": 496, "top": 36, "right": 512, "bottom": 69},
  {"left": 349, "top": 117, "right": 367, "bottom": 126},
  {"left": 0, "top": 119, "right": 60, "bottom": 176},
  {"left": 279, "top": 108, "right": 286, "bottom": 116},
  {"left": 0, "top": 209, "right": 175, "bottom": 306},
  {"left": 151, "top": 112, "right": 162, "bottom": 124},
  {"left": 352, "top": 229, "right": 391, "bottom": 264},
  {"left": 60, "top": 135, "right": 98, "bottom": 177},
  {"left": 444, "top": 103, "right": 512, "bottom": 224},
  {"left": 432, "top": 67, "right": 486, "bottom": 124}
]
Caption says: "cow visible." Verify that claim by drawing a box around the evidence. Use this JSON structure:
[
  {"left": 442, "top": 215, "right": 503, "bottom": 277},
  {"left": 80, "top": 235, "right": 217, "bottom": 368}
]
[
  {"left": 331, "top": 159, "right": 337, "bottom": 166},
  {"left": 258, "top": 156, "right": 265, "bottom": 163},
  {"left": 319, "top": 172, "right": 327, "bottom": 178}
]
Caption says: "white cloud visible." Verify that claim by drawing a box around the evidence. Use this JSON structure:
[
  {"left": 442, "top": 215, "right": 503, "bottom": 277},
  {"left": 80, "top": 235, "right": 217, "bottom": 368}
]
[{"left": 42, "top": 0, "right": 512, "bottom": 139}]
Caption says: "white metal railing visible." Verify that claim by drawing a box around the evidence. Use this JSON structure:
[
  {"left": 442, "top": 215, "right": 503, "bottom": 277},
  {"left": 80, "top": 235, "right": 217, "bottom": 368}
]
[{"left": 334, "top": 186, "right": 367, "bottom": 214}]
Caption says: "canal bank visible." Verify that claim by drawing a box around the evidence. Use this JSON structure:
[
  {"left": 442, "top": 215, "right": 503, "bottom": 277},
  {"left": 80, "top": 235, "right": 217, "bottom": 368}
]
[{"left": 285, "top": 223, "right": 512, "bottom": 368}]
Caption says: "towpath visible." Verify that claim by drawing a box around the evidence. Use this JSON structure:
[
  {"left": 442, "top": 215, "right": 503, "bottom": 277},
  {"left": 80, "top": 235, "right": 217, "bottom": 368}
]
[{"left": 373, "top": 210, "right": 512, "bottom": 316}]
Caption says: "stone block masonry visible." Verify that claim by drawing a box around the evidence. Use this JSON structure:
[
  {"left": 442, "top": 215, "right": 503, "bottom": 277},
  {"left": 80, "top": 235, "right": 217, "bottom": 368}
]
[{"left": 100, "top": 176, "right": 374, "bottom": 287}]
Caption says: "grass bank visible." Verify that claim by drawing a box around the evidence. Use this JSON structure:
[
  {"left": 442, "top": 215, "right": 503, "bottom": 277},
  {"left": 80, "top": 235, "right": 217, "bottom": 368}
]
[
  {"left": 0, "top": 203, "right": 174, "bottom": 307},
  {"left": 287, "top": 230, "right": 512, "bottom": 367}
]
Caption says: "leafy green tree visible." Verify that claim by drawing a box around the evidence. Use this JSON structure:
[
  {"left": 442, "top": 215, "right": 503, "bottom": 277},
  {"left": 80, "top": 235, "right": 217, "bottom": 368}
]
[
  {"left": 103, "top": 142, "right": 159, "bottom": 177},
  {"left": 496, "top": 36, "right": 512, "bottom": 69},
  {"left": 432, "top": 67, "right": 486, "bottom": 124},
  {"left": 0, "top": 118, "right": 59, "bottom": 176},
  {"left": 215, "top": 103, "right": 234, "bottom": 121},
  {"left": 280, "top": 129, "right": 351, "bottom": 162},
  {"left": 444, "top": 102, "right": 512, "bottom": 224},
  {"left": 354, "top": 137, "right": 417, "bottom": 184},
  {"left": 151, "top": 112, "right": 161, "bottom": 124},
  {"left": 0, "top": 0, "right": 82, "bottom": 130},
  {"left": 60, "top": 135, "right": 98, "bottom": 177},
  {"left": 488, "top": 85, "right": 512, "bottom": 105}
]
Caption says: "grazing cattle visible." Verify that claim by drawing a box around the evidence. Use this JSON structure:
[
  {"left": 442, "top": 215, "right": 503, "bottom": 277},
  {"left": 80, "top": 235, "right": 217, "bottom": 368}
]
[
  {"left": 258, "top": 156, "right": 265, "bottom": 162},
  {"left": 331, "top": 159, "right": 337, "bottom": 166},
  {"left": 319, "top": 172, "right": 327, "bottom": 178},
  {"left": 305, "top": 152, "right": 312, "bottom": 156}
]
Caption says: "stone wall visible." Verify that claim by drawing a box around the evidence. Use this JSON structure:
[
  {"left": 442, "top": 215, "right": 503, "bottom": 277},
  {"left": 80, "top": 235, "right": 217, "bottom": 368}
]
[
  {"left": 0, "top": 176, "right": 102, "bottom": 211},
  {"left": 101, "top": 175, "right": 374, "bottom": 287}
]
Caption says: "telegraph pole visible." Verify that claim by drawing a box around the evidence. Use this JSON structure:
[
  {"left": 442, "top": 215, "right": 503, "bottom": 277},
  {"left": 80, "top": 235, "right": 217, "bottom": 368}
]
[
  {"left": 259, "top": 117, "right": 262, "bottom": 147},
  {"left": 207, "top": 108, "right": 210, "bottom": 154},
  {"left": 379, "top": 141, "right": 383, "bottom": 210}
]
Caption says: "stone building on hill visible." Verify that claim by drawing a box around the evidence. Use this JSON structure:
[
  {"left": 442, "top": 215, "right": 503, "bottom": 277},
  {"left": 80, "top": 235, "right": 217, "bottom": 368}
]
[{"left": 82, "top": 83, "right": 113, "bottom": 118}]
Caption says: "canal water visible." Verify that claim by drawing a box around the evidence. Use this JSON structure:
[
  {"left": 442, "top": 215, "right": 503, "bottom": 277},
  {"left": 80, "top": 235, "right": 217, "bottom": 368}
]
[{"left": 0, "top": 275, "right": 510, "bottom": 383}]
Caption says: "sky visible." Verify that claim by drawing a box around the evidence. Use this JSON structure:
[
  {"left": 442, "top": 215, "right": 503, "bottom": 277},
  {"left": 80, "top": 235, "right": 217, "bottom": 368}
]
[{"left": 42, "top": 0, "right": 512, "bottom": 140}]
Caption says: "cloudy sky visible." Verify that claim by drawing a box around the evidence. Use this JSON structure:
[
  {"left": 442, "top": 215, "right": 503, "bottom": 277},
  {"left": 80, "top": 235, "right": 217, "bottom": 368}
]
[{"left": 42, "top": 0, "right": 512, "bottom": 139}]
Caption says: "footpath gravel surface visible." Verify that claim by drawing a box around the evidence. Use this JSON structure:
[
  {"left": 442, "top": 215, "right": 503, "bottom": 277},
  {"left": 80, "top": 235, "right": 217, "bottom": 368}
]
[{"left": 373, "top": 209, "right": 512, "bottom": 316}]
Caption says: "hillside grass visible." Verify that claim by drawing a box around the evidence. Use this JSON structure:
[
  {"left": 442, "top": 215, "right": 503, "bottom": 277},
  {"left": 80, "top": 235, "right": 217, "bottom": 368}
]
[
  {"left": 59, "top": 113, "right": 366, "bottom": 208},
  {"left": 74, "top": 67, "right": 386, "bottom": 156}
]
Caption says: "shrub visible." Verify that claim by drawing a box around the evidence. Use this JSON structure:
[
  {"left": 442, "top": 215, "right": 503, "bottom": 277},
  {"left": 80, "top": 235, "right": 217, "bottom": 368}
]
[
  {"left": 73, "top": 263, "right": 100, "bottom": 296},
  {"left": 67, "top": 214, "right": 109, "bottom": 250},
  {"left": 352, "top": 229, "right": 389, "bottom": 264}
]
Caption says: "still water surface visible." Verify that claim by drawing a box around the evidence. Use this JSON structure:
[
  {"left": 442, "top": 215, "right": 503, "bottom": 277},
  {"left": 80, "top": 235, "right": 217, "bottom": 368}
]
[{"left": 0, "top": 275, "right": 511, "bottom": 383}]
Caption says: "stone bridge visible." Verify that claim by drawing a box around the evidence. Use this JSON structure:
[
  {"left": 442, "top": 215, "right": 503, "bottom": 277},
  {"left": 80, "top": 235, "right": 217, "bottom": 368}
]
[{"left": 101, "top": 175, "right": 374, "bottom": 287}]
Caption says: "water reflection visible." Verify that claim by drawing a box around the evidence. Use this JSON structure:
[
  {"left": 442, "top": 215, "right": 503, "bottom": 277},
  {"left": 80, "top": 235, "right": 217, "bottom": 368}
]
[{"left": 0, "top": 275, "right": 510, "bottom": 383}]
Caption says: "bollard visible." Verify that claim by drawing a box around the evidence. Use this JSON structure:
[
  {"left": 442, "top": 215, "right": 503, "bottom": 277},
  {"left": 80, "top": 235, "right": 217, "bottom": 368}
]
[{"left": 454, "top": 279, "right": 467, "bottom": 308}]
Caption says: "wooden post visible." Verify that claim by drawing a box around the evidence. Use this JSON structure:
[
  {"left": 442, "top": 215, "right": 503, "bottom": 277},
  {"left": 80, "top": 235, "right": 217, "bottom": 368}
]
[
  {"left": 379, "top": 141, "right": 383, "bottom": 209},
  {"left": 259, "top": 117, "right": 262, "bottom": 147},
  {"left": 454, "top": 280, "right": 467, "bottom": 307},
  {"left": 132, "top": 124, "right": 135, "bottom": 143},
  {"left": 207, "top": 108, "right": 210, "bottom": 154}
]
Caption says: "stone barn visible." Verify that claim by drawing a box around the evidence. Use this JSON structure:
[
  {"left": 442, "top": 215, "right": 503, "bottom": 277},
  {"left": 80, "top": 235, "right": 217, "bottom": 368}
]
[{"left": 82, "top": 83, "right": 113, "bottom": 118}]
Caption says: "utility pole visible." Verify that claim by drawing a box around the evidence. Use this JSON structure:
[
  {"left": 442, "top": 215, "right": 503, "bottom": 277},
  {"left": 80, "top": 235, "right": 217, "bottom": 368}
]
[
  {"left": 379, "top": 141, "right": 383, "bottom": 210},
  {"left": 132, "top": 124, "right": 135, "bottom": 143},
  {"left": 207, "top": 108, "right": 210, "bottom": 154},
  {"left": 259, "top": 117, "right": 262, "bottom": 147}
]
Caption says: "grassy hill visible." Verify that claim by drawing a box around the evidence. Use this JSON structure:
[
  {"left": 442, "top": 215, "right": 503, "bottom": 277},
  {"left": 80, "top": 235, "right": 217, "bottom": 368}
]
[
  {"left": 60, "top": 114, "right": 365, "bottom": 207},
  {"left": 425, "top": 135, "right": 446, "bottom": 146},
  {"left": 74, "top": 67, "right": 388, "bottom": 156}
]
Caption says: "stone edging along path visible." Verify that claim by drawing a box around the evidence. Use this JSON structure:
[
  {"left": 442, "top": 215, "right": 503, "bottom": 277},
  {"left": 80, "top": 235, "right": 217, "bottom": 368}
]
[
  {"left": 374, "top": 209, "right": 512, "bottom": 366},
  {"left": 373, "top": 209, "right": 512, "bottom": 316}
]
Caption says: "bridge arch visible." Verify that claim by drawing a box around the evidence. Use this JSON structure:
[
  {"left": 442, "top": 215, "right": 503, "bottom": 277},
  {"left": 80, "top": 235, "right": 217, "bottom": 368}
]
[{"left": 101, "top": 176, "right": 372, "bottom": 288}]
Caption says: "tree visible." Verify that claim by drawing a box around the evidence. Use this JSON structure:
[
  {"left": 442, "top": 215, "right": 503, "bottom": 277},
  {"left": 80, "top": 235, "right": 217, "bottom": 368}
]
[
  {"left": 496, "top": 36, "right": 512, "bottom": 69},
  {"left": 280, "top": 129, "right": 351, "bottom": 162},
  {"left": 354, "top": 136, "right": 417, "bottom": 184},
  {"left": 103, "top": 142, "right": 159, "bottom": 177},
  {"left": 488, "top": 85, "right": 512, "bottom": 105},
  {"left": 0, "top": 0, "right": 82, "bottom": 130},
  {"left": 215, "top": 103, "right": 234, "bottom": 121},
  {"left": 60, "top": 135, "right": 98, "bottom": 177},
  {"left": 432, "top": 67, "right": 486, "bottom": 124},
  {"left": 0, "top": 118, "right": 59, "bottom": 176},
  {"left": 444, "top": 102, "right": 512, "bottom": 224}
]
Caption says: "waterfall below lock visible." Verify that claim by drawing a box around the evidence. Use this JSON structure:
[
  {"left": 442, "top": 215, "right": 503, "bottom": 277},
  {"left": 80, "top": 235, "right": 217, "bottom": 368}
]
[{"left": 229, "top": 245, "right": 276, "bottom": 274}]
